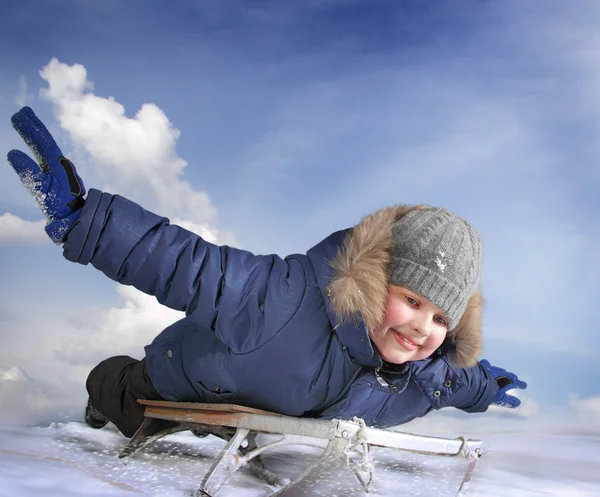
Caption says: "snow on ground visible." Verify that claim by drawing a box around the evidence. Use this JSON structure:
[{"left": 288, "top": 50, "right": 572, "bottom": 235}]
[{"left": 1, "top": 415, "right": 599, "bottom": 497}]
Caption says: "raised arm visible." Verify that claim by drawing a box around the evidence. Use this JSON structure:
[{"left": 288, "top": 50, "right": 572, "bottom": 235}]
[{"left": 7, "top": 107, "right": 307, "bottom": 352}]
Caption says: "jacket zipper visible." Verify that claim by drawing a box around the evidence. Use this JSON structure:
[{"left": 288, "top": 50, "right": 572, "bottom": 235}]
[
  {"left": 375, "top": 367, "right": 400, "bottom": 391},
  {"left": 374, "top": 367, "right": 389, "bottom": 387}
]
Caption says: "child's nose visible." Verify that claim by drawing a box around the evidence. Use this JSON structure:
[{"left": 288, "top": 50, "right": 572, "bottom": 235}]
[{"left": 411, "top": 312, "right": 432, "bottom": 338}]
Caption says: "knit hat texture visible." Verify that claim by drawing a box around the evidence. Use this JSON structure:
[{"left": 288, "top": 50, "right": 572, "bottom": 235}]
[{"left": 388, "top": 207, "right": 482, "bottom": 330}]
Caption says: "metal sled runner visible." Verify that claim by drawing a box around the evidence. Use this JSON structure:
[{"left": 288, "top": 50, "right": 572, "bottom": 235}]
[{"left": 119, "top": 400, "right": 483, "bottom": 496}]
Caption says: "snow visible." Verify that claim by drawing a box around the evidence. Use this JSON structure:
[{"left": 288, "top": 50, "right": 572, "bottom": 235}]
[
  {"left": 1, "top": 413, "right": 599, "bottom": 497},
  {"left": 1, "top": 366, "right": 598, "bottom": 496}
]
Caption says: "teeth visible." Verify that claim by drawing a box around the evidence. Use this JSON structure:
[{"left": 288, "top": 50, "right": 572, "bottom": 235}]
[
  {"left": 396, "top": 331, "right": 416, "bottom": 347},
  {"left": 392, "top": 329, "right": 417, "bottom": 347}
]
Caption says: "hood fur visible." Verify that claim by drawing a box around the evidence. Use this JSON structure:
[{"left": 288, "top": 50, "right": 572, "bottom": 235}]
[{"left": 326, "top": 205, "right": 483, "bottom": 368}]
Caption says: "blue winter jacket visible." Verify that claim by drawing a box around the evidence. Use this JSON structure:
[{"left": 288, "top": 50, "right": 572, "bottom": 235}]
[{"left": 63, "top": 189, "right": 497, "bottom": 428}]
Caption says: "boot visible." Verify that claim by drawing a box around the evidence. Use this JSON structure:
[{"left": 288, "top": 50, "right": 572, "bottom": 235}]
[
  {"left": 84, "top": 397, "right": 109, "bottom": 429},
  {"left": 191, "top": 429, "right": 209, "bottom": 438}
]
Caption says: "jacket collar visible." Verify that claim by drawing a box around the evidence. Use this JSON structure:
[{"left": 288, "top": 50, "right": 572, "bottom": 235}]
[{"left": 307, "top": 229, "right": 382, "bottom": 368}]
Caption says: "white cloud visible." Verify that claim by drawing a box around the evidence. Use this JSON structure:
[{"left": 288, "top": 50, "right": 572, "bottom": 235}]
[
  {"left": 0, "top": 213, "right": 48, "bottom": 245},
  {"left": 55, "top": 285, "right": 183, "bottom": 366},
  {"left": 571, "top": 395, "right": 600, "bottom": 429},
  {"left": 39, "top": 58, "right": 223, "bottom": 231},
  {"left": 0, "top": 367, "right": 53, "bottom": 426}
]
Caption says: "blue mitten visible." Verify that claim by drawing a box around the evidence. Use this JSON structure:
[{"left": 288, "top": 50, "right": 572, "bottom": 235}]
[
  {"left": 480, "top": 359, "right": 527, "bottom": 408},
  {"left": 8, "top": 106, "right": 85, "bottom": 244}
]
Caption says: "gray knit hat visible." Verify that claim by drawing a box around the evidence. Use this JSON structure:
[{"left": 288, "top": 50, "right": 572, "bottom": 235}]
[{"left": 388, "top": 207, "right": 482, "bottom": 330}]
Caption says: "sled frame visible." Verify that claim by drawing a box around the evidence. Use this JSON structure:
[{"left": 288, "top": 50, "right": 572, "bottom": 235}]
[{"left": 119, "top": 400, "right": 483, "bottom": 496}]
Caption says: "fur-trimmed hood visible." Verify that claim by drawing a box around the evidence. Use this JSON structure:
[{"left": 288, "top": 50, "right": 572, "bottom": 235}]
[{"left": 326, "top": 205, "right": 483, "bottom": 368}]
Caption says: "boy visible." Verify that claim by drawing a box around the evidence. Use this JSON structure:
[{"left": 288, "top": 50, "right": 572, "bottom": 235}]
[{"left": 7, "top": 107, "right": 526, "bottom": 438}]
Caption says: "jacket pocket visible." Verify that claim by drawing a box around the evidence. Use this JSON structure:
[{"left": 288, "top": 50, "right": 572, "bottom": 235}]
[
  {"left": 195, "top": 380, "right": 241, "bottom": 404},
  {"left": 144, "top": 337, "right": 199, "bottom": 401}
]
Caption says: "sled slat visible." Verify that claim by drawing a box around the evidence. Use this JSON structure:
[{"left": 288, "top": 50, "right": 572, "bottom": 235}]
[
  {"left": 138, "top": 400, "right": 280, "bottom": 416},
  {"left": 143, "top": 404, "right": 338, "bottom": 440}
]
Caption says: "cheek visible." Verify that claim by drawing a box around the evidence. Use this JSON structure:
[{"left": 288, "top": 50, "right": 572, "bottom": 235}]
[
  {"left": 421, "top": 329, "right": 447, "bottom": 354},
  {"left": 381, "top": 300, "right": 409, "bottom": 327}
]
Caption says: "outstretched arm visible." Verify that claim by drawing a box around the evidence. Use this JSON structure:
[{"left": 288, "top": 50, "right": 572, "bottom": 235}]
[
  {"left": 62, "top": 189, "right": 304, "bottom": 336},
  {"left": 7, "top": 108, "right": 306, "bottom": 352}
]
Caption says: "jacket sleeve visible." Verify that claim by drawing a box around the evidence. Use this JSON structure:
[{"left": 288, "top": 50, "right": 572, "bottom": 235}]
[
  {"left": 450, "top": 362, "right": 498, "bottom": 413},
  {"left": 62, "top": 189, "right": 307, "bottom": 353}
]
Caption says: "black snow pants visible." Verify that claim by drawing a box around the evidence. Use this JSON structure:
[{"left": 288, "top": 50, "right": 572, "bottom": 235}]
[{"left": 86, "top": 355, "right": 165, "bottom": 438}]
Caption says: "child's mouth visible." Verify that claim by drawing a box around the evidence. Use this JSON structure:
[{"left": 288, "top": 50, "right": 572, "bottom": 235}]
[{"left": 393, "top": 330, "right": 418, "bottom": 351}]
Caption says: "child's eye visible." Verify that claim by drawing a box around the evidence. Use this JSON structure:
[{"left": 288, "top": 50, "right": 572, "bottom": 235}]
[
  {"left": 434, "top": 315, "right": 448, "bottom": 327},
  {"left": 405, "top": 296, "right": 419, "bottom": 306}
]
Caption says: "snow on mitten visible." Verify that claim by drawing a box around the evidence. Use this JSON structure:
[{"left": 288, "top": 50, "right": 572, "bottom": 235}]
[{"left": 8, "top": 106, "right": 86, "bottom": 244}]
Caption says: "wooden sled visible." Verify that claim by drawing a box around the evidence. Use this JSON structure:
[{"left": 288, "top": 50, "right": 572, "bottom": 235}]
[{"left": 119, "top": 400, "right": 483, "bottom": 496}]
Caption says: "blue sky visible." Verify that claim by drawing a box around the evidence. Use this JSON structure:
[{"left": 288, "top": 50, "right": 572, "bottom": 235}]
[{"left": 0, "top": 0, "right": 598, "bottom": 423}]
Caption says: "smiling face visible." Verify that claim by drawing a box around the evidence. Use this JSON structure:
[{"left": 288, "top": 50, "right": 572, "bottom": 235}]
[{"left": 369, "top": 284, "right": 449, "bottom": 365}]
